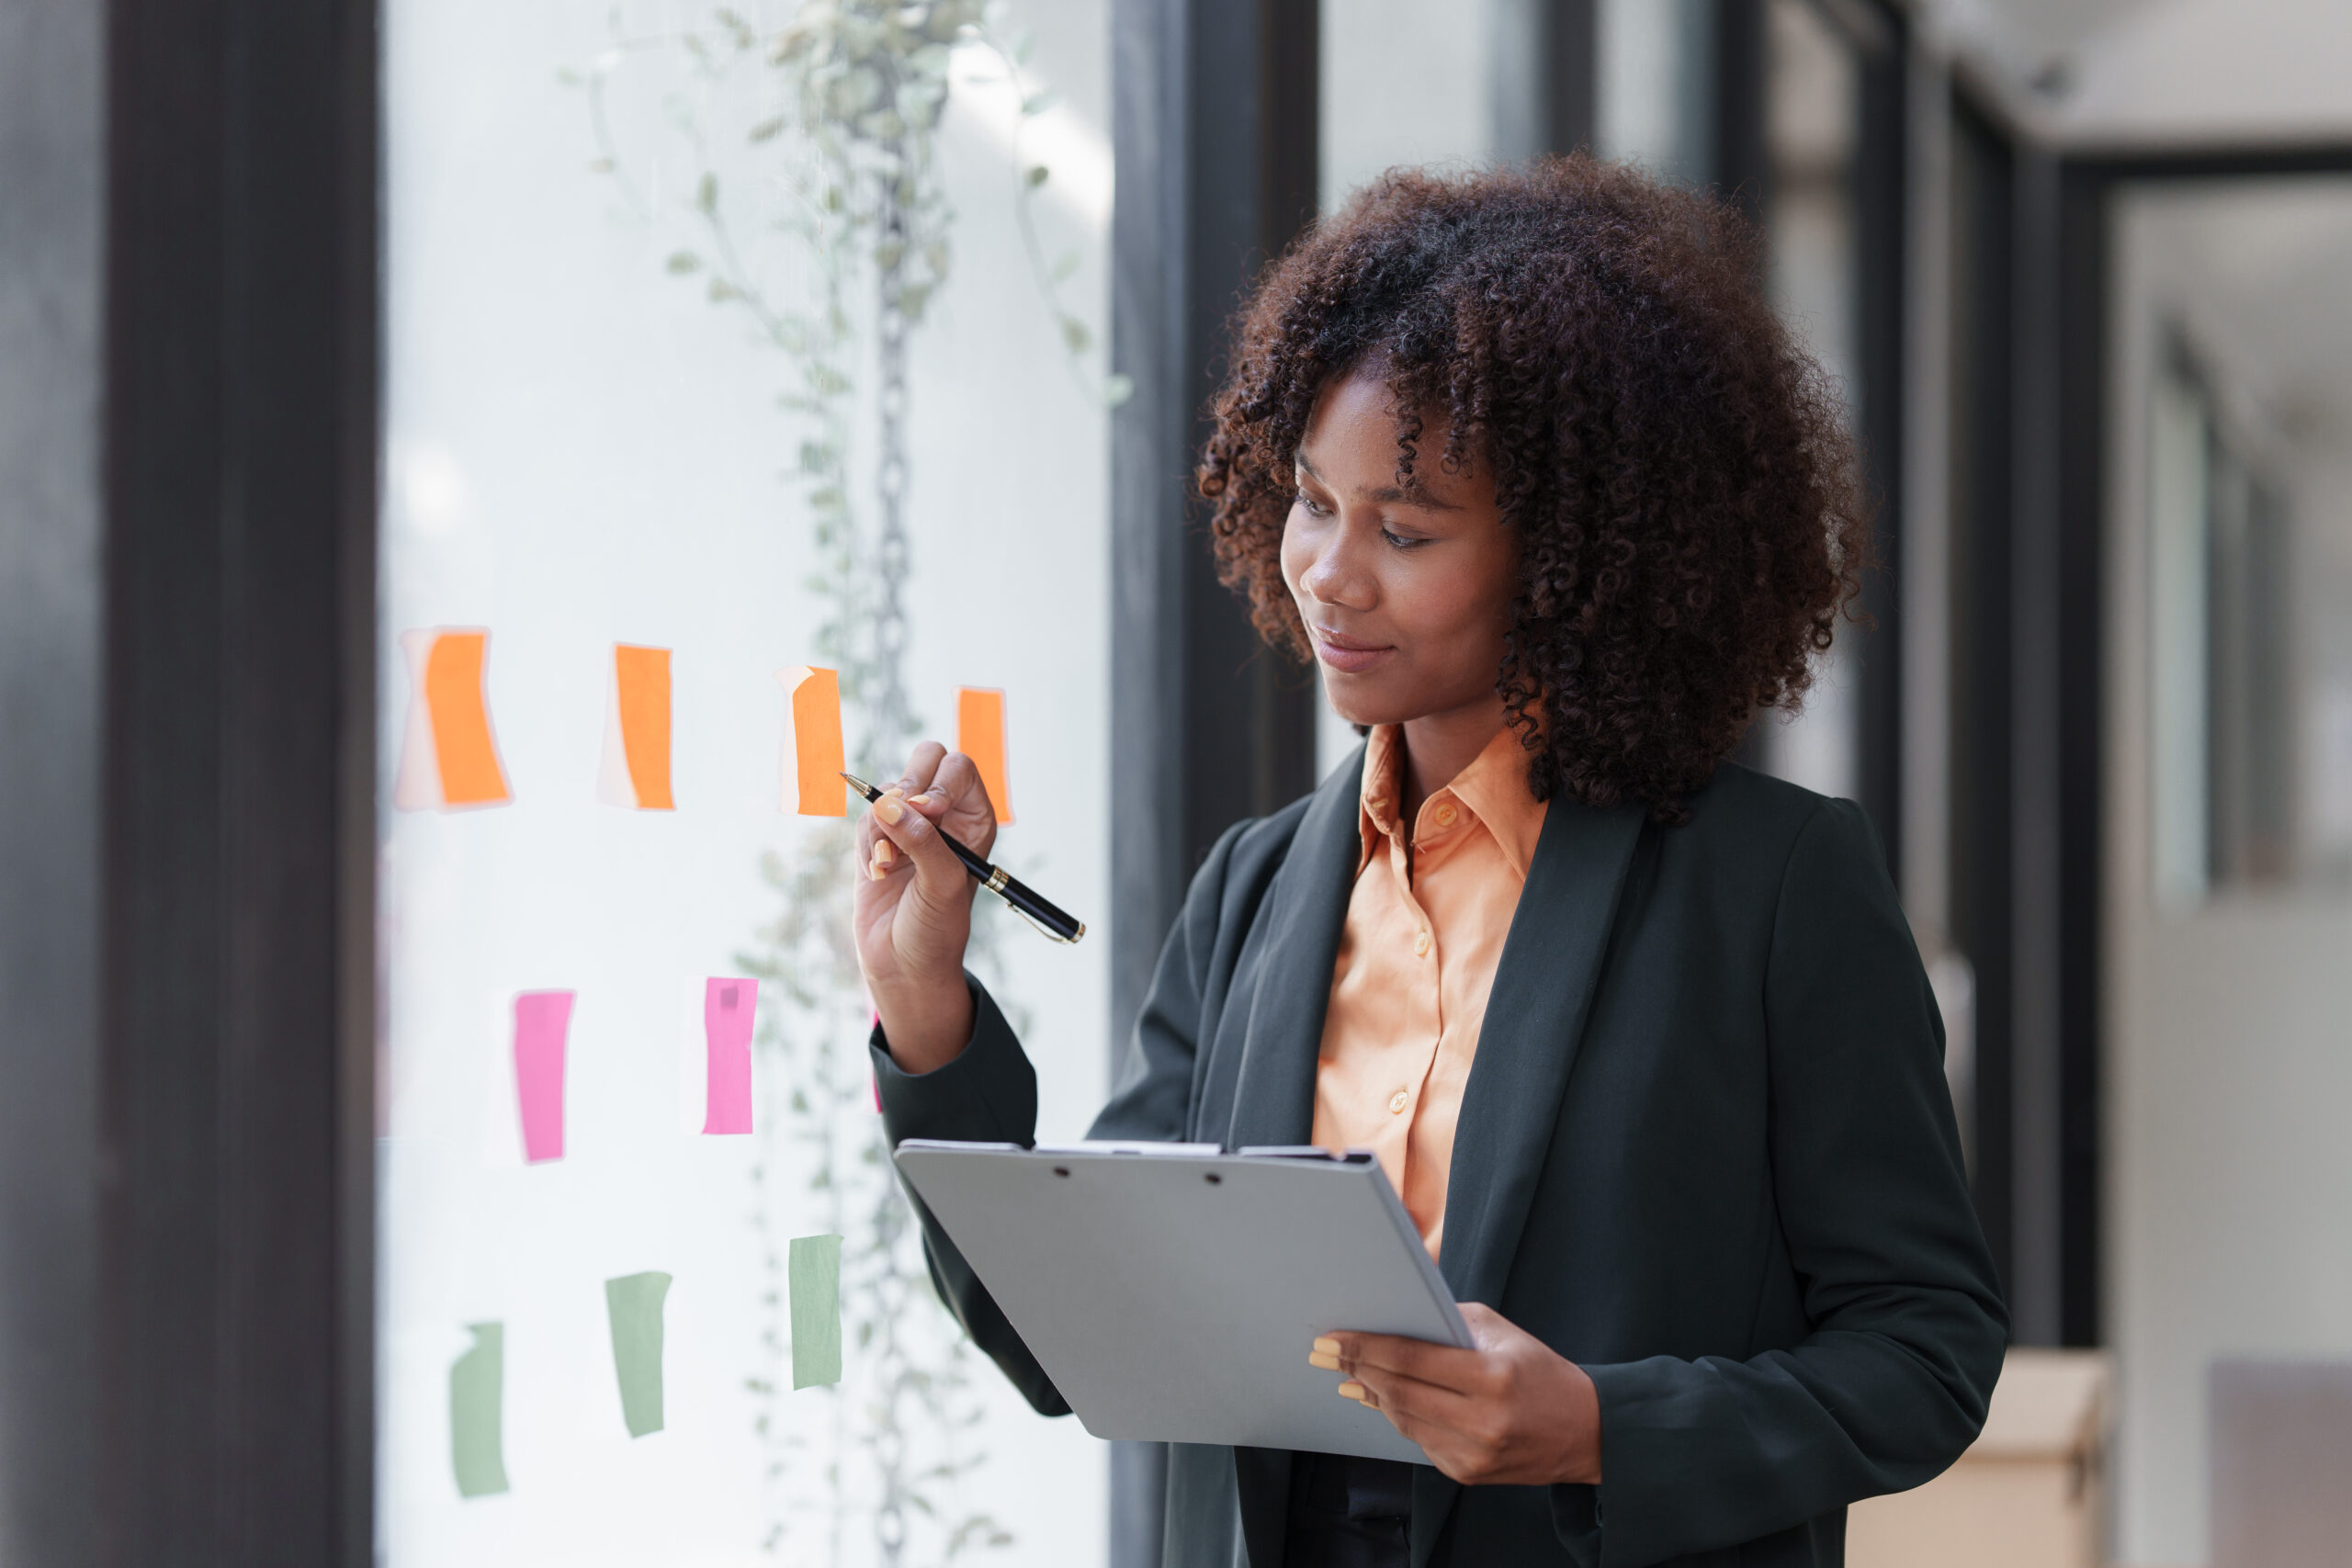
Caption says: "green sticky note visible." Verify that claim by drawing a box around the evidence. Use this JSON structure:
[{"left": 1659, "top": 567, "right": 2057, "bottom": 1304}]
[
  {"left": 788, "top": 1234, "right": 843, "bottom": 1390},
  {"left": 604, "top": 1270, "right": 673, "bottom": 1438},
  {"left": 450, "top": 1322, "right": 510, "bottom": 1498}
]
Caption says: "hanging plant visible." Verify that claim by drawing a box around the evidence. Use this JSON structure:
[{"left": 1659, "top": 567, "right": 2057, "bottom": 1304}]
[{"left": 564, "top": 2, "right": 1101, "bottom": 1559}]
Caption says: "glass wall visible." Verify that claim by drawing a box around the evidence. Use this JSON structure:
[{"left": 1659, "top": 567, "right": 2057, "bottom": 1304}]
[
  {"left": 1595, "top": 0, "right": 1714, "bottom": 185},
  {"left": 1315, "top": 0, "right": 1505, "bottom": 774},
  {"left": 377, "top": 3, "right": 1114, "bottom": 1563},
  {"left": 1751, "top": 0, "right": 1862, "bottom": 802}
]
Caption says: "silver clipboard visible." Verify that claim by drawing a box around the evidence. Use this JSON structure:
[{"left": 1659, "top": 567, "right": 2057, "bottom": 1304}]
[{"left": 892, "top": 1139, "right": 1472, "bottom": 1464}]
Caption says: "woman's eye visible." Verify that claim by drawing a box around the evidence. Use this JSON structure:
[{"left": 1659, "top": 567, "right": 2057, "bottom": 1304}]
[
  {"left": 1380, "top": 528, "right": 1427, "bottom": 550},
  {"left": 1295, "top": 493, "right": 1329, "bottom": 518}
]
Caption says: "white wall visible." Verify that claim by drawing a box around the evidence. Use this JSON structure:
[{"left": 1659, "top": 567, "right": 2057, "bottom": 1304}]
[{"left": 379, "top": 2, "right": 1112, "bottom": 1562}]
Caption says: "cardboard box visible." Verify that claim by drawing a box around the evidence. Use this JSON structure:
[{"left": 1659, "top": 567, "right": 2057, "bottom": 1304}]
[{"left": 1847, "top": 1348, "right": 2110, "bottom": 1568}]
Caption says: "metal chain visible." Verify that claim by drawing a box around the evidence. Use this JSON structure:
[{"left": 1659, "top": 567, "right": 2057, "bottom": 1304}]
[{"left": 868, "top": 141, "right": 914, "bottom": 761}]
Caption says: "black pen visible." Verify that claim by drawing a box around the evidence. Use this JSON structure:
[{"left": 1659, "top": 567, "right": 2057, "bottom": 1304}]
[{"left": 842, "top": 772, "right": 1086, "bottom": 945}]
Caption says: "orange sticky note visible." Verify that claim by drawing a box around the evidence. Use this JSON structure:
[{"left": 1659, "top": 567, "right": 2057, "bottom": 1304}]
[
  {"left": 596, "top": 644, "right": 674, "bottom": 810},
  {"left": 955, "top": 687, "right": 1014, "bottom": 826},
  {"left": 394, "top": 628, "right": 512, "bottom": 811},
  {"left": 777, "top": 666, "right": 844, "bottom": 816}
]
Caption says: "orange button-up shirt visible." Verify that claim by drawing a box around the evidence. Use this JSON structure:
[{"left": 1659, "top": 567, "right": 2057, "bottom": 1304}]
[{"left": 1312, "top": 723, "right": 1549, "bottom": 1258}]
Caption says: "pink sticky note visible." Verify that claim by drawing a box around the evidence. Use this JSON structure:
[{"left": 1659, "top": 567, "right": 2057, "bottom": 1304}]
[
  {"left": 513, "top": 990, "right": 574, "bottom": 1163},
  {"left": 702, "top": 977, "right": 756, "bottom": 1135}
]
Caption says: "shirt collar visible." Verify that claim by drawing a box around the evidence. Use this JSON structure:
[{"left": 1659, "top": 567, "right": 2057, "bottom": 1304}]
[{"left": 1355, "top": 722, "right": 1549, "bottom": 880}]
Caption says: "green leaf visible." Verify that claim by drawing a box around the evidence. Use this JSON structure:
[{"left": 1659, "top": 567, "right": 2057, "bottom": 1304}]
[
  {"left": 695, "top": 173, "right": 718, "bottom": 214},
  {"left": 1020, "top": 89, "right": 1057, "bottom": 116},
  {"left": 1103, "top": 373, "right": 1136, "bottom": 407},
  {"left": 1050, "top": 249, "right": 1080, "bottom": 283},
  {"left": 1059, "top": 316, "right": 1092, "bottom": 355},
  {"left": 1024, "top": 164, "right": 1050, "bottom": 188},
  {"left": 665, "top": 251, "right": 702, "bottom": 275},
  {"left": 555, "top": 66, "right": 582, "bottom": 86},
  {"left": 707, "top": 276, "right": 740, "bottom": 302},
  {"left": 749, "top": 115, "right": 786, "bottom": 143}
]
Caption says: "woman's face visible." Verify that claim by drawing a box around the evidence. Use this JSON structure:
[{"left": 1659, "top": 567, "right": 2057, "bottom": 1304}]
[{"left": 1280, "top": 370, "right": 1519, "bottom": 730}]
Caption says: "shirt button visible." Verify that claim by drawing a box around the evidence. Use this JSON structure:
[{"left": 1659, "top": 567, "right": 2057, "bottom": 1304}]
[
  {"left": 1413, "top": 929, "right": 1431, "bottom": 957},
  {"left": 1387, "top": 1089, "right": 1410, "bottom": 1114},
  {"left": 1433, "top": 803, "right": 1458, "bottom": 828}
]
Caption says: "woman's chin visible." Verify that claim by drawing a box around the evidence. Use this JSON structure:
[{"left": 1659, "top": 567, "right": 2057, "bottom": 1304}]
[{"left": 1318, "top": 673, "right": 1409, "bottom": 730}]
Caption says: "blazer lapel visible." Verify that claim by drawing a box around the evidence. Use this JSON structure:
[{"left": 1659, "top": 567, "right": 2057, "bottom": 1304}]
[
  {"left": 1219, "top": 750, "right": 1364, "bottom": 1152},
  {"left": 1439, "top": 796, "right": 1645, "bottom": 1308},
  {"left": 1407, "top": 798, "right": 1642, "bottom": 1568}
]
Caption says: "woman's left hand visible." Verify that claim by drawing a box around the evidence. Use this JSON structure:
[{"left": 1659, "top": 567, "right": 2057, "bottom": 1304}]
[{"left": 1312, "top": 1303, "right": 1602, "bottom": 1487}]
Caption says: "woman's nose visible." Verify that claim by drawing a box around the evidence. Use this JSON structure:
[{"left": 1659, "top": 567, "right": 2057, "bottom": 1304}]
[{"left": 1301, "top": 531, "right": 1372, "bottom": 610}]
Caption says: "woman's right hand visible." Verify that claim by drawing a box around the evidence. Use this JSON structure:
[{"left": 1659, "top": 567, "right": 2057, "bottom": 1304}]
[{"left": 852, "top": 740, "right": 1001, "bottom": 1074}]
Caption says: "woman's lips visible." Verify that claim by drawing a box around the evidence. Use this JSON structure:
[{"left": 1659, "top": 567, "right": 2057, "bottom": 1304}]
[{"left": 1313, "top": 626, "right": 1393, "bottom": 674}]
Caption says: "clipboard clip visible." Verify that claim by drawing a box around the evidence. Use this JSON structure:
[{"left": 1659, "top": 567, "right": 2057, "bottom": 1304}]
[{"left": 1232, "top": 1145, "right": 1377, "bottom": 1164}]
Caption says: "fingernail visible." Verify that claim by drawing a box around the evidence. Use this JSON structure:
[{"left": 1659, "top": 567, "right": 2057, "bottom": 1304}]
[
  {"left": 875, "top": 841, "right": 895, "bottom": 864},
  {"left": 875, "top": 795, "right": 904, "bottom": 825},
  {"left": 1308, "top": 1351, "right": 1341, "bottom": 1371},
  {"left": 912, "top": 792, "right": 939, "bottom": 809},
  {"left": 1313, "top": 1337, "right": 1341, "bottom": 1356},
  {"left": 1337, "top": 1382, "right": 1366, "bottom": 1403}
]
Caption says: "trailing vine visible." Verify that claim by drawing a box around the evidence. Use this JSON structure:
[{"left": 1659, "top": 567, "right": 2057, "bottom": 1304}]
[{"left": 565, "top": 1, "right": 1102, "bottom": 1560}]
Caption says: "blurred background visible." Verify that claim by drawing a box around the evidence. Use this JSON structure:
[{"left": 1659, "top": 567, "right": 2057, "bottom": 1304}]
[{"left": 5, "top": 0, "right": 2352, "bottom": 1565}]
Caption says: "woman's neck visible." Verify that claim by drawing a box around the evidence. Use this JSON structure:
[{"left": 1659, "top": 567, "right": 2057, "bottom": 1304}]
[{"left": 1396, "top": 694, "right": 1507, "bottom": 822}]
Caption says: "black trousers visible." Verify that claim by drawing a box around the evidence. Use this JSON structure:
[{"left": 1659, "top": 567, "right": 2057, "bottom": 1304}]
[{"left": 1282, "top": 1452, "right": 1415, "bottom": 1568}]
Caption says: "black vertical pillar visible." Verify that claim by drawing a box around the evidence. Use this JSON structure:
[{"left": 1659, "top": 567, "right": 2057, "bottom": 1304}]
[
  {"left": 1109, "top": 0, "right": 1318, "bottom": 1562},
  {"left": 1853, "top": 10, "right": 1909, "bottom": 869},
  {"left": 1947, "top": 90, "right": 2017, "bottom": 1313},
  {"left": 101, "top": 0, "right": 379, "bottom": 1560},
  {"left": 2053, "top": 164, "right": 2107, "bottom": 1349},
  {"left": 1711, "top": 0, "right": 1769, "bottom": 220},
  {"left": 1181, "top": 0, "right": 1321, "bottom": 886},
  {"left": 1112, "top": 0, "right": 1320, "bottom": 1071},
  {"left": 2005, "top": 145, "right": 2065, "bottom": 1348}
]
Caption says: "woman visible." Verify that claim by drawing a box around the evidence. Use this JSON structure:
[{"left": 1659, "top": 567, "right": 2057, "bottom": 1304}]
[{"left": 852, "top": 157, "right": 2005, "bottom": 1568}]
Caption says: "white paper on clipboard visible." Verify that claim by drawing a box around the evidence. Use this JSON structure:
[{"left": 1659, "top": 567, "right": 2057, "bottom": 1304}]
[{"left": 891, "top": 1139, "right": 1472, "bottom": 1463}]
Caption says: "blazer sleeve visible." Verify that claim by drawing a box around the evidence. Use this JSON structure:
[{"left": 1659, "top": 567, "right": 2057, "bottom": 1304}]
[
  {"left": 871, "top": 818, "right": 1250, "bottom": 1416},
  {"left": 1566, "top": 797, "right": 2009, "bottom": 1568}
]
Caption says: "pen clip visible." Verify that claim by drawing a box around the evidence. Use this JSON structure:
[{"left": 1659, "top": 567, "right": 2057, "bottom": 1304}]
[{"left": 1007, "top": 900, "right": 1082, "bottom": 945}]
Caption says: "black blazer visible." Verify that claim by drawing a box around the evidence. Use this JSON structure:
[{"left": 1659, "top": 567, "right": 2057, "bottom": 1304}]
[{"left": 873, "top": 755, "right": 2007, "bottom": 1568}]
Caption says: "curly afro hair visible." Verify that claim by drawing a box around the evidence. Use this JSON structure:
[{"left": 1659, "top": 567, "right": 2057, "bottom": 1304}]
[{"left": 1195, "top": 154, "right": 1868, "bottom": 824}]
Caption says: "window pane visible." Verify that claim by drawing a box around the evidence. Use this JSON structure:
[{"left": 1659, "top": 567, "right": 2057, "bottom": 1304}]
[
  {"left": 378, "top": 4, "right": 1114, "bottom": 1562},
  {"left": 2125, "top": 177, "right": 2352, "bottom": 902}
]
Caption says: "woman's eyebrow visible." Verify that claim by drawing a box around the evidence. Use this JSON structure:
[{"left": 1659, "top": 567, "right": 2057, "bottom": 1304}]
[{"left": 1292, "top": 451, "right": 1463, "bottom": 511}]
